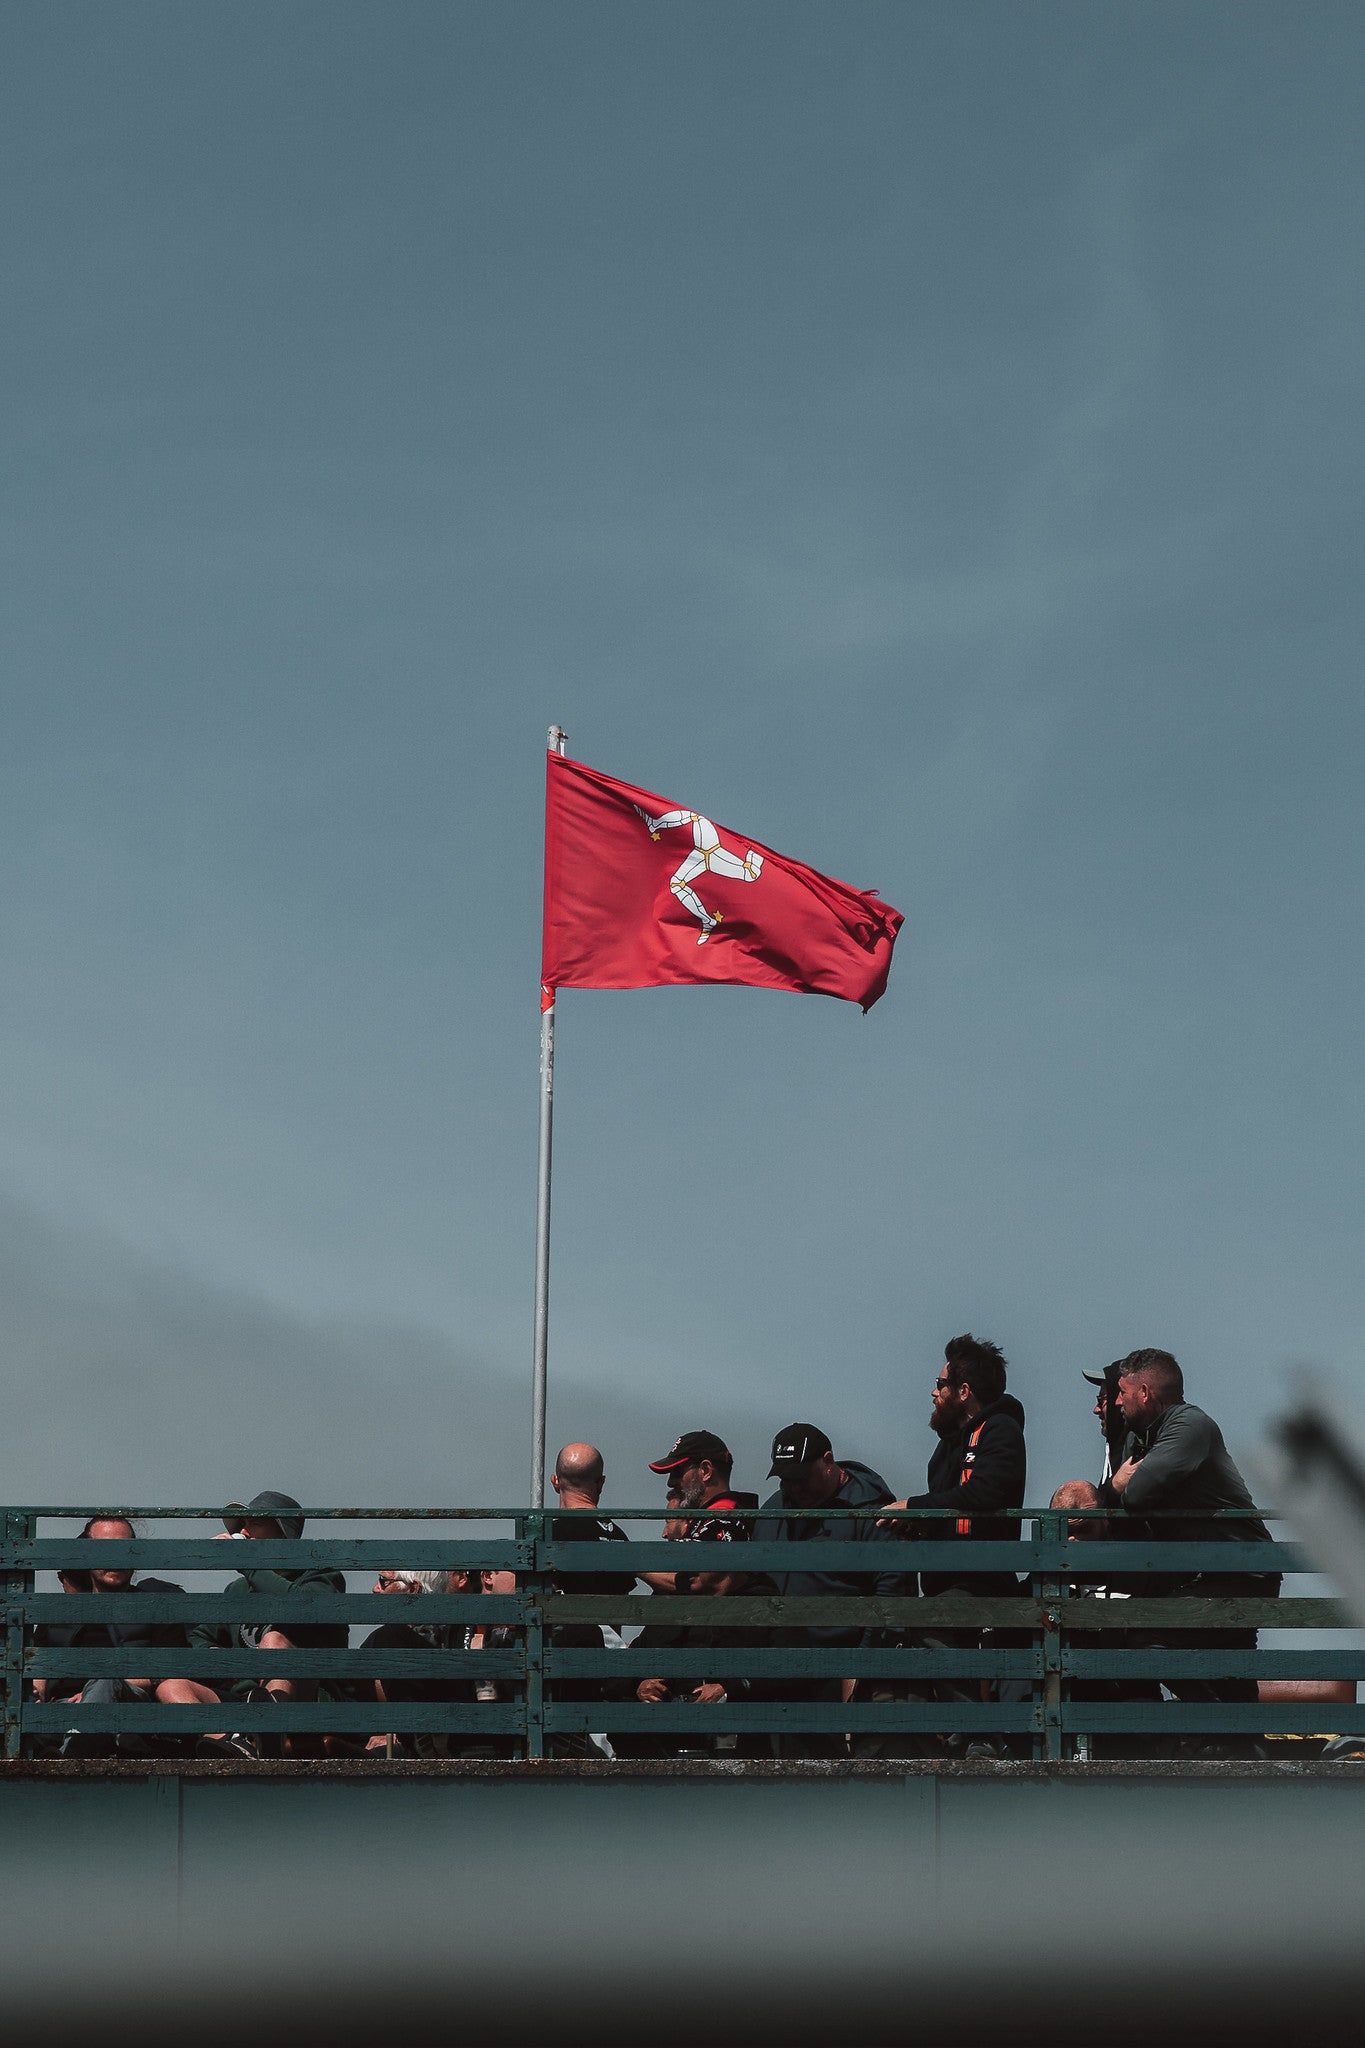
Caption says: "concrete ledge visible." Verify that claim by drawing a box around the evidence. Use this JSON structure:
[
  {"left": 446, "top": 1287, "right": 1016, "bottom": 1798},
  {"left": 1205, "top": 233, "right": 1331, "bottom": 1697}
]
[{"left": 4, "top": 1752, "right": 1365, "bottom": 1780}]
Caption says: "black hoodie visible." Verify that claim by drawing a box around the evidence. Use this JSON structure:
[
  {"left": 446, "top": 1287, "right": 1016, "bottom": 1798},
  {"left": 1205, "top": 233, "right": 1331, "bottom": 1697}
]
[{"left": 899, "top": 1394, "right": 1027, "bottom": 1595}]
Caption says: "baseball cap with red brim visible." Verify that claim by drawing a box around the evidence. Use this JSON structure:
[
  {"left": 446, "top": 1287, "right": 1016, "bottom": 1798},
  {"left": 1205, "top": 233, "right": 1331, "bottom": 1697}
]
[{"left": 648, "top": 1430, "right": 731, "bottom": 1474}]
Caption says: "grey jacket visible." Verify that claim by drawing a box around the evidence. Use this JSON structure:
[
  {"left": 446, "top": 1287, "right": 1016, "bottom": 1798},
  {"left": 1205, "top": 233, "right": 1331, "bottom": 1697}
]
[{"left": 1103, "top": 1402, "right": 1272, "bottom": 1548}]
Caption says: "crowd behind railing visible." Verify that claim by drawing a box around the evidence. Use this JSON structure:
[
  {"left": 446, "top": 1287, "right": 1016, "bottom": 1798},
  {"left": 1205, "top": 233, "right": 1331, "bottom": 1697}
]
[{"left": 7, "top": 1337, "right": 1365, "bottom": 1763}]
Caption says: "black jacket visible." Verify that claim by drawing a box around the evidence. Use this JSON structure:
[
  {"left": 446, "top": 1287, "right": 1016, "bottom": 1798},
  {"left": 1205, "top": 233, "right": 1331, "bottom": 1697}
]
[
  {"left": 900, "top": 1394, "right": 1027, "bottom": 1595},
  {"left": 755, "top": 1461, "right": 914, "bottom": 1646},
  {"left": 35, "top": 1577, "right": 186, "bottom": 1702},
  {"left": 548, "top": 1514, "right": 637, "bottom": 1695}
]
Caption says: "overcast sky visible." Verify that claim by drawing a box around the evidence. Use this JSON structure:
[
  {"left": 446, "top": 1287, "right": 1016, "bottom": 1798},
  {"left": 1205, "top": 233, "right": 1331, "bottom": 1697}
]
[{"left": 1, "top": 2, "right": 1360, "bottom": 1516}]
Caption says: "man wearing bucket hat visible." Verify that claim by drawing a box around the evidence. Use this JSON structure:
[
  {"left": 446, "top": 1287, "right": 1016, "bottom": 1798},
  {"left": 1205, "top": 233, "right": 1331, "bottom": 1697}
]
[{"left": 188, "top": 1490, "right": 346, "bottom": 1727}]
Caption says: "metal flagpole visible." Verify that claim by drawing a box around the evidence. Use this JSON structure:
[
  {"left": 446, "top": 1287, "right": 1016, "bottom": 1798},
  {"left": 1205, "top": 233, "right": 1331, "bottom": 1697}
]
[{"left": 530, "top": 724, "right": 567, "bottom": 1507}]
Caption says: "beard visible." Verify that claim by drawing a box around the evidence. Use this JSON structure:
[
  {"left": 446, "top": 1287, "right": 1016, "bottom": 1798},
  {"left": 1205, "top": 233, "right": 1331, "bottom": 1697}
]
[{"left": 676, "top": 1469, "right": 710, "bottom": 1509}]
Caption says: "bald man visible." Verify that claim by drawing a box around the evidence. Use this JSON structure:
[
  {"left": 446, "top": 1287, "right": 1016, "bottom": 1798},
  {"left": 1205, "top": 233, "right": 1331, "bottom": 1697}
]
[{"left": 547, "top": 1443, "right": 638, "bottom": 1756}]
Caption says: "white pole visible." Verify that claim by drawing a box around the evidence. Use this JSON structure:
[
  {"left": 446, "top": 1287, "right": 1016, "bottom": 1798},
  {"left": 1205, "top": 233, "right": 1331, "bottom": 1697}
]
[{"left": 530, "top": 725, "right": 567, "bottom": 1508}]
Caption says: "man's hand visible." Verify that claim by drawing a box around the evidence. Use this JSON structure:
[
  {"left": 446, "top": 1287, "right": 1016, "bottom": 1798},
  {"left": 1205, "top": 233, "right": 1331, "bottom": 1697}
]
[
  {"left": 636, "top": 1677, "right": 670, "bottom": 1704},
  {"left": 876, "top": 1500, "right": 909, "bottom": 1530},
  {"left": 690, "top": 1683, "right": 726, "bottom": 1706},
  {"left": 1109, "top": 1457, "right": 1141, "bottom": 1495}
]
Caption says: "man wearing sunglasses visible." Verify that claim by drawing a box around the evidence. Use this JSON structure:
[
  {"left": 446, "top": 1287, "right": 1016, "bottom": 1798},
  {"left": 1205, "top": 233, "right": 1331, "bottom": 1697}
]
[{"left": 880, "top": 1335, "right": 1028, "bottom": 1757}]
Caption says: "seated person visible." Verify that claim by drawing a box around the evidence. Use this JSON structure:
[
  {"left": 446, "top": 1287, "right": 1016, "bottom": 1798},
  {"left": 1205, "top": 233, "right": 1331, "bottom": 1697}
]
[
  {"left": 1050, "top": 1480, "right": 1163, "bottom": 1759},
  {"left": 617, "top": 1538, "right": 781, "bottom": 1760},
  {"left": 186, "top": 1490, "right": 346, "bottom": 1756},
  {"left": 33, "top": 1516, "right": 187, "bottom": 1758},
  {"left": 361, "top": 1565, "right": 481, "bottom": 1759}
]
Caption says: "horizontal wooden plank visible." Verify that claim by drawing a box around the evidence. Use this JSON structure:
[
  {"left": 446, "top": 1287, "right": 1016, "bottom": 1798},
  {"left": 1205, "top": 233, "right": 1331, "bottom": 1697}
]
[
  {"left": 1065, "top": 1703, "right": 1365, "bottom": 1734},
  {"left": 545, "top": 1647, "right": 1041, "bottom": 1679},
  {"left": 533, "top": 1540, "right": 1303, "bottom": 1575},
  {"left": 3, "top": 1505, "right": 1283, "bottom": 1523},
  {"left": 1065, "top": 1649, "right": 1365, "bottom": 1680},
  {"left": 542, "top": 1594, "right": 1338, "bottom": 1627},
  {"left": 9, "top": 1540, "right": 525, "bottom": 1571},
  {"left": 21, "top": 1594, "right": 518, "bottom": 1623},
  {"left": 1054, "top": 1597, "right": 1343, "bottom": 1629},
  {"left": 25, "top": 1648, "right": 525, "bottom": 1679},
  {"left": 546, "top": 1702, "right": 1038, "bottom": 1732},
  {"left": 27, "top": 1644, "right": 1350, "bottom": 1686},
  {"left": 5, "top": 1537, "right": 1304, "bottom": 1575},
  {"left": 11, "top": 1592, "right": 1343, "bottom": 1631},
  {"left": 23, "top": 1703, "right": 523, "bottom": 1734}
]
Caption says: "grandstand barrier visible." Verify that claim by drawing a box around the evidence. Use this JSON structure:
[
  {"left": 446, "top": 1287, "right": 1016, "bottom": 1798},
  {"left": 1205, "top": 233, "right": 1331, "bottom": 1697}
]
[{"left": 4, "top": 1505, "right": 1361, "bottom": 1762}]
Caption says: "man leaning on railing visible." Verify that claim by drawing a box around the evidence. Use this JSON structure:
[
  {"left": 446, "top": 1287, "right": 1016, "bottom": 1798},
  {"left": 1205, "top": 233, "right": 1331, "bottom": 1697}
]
[
  {"left": 1095, "top": 1348, "right": 1281, "bottom": 1759},
  {"left": 880, "top": 1335, "right": 1028, "bottom": 1761}
]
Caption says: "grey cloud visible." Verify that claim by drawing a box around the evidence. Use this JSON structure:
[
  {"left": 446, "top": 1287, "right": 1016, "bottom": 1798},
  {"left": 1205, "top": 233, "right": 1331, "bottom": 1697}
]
[{"left": 0, "top": 1192, "right": 769, "bottom": 1512}]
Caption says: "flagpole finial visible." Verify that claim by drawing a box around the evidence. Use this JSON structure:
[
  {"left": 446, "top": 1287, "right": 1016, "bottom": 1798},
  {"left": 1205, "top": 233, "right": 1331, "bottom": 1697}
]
[{"left": 548, "top": 725, "right": 567, "bottom": 756}]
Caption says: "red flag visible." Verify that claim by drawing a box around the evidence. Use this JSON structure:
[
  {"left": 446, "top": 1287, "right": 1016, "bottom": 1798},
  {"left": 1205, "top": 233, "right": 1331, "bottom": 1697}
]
[{"left": 541, "top": 753, "right": 903, "bottom": 1012}]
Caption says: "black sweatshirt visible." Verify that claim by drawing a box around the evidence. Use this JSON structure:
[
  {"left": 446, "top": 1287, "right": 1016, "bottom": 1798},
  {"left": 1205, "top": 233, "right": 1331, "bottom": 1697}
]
[{"left": 899, "top": 1394, "right": 1027, "bottom": 1595}]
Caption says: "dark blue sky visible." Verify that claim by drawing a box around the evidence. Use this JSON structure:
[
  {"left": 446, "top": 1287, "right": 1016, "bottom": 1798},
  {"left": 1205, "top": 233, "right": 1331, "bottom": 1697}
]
[{"left": 1, "top": 2, "right": 1360, "bottom": 1508}]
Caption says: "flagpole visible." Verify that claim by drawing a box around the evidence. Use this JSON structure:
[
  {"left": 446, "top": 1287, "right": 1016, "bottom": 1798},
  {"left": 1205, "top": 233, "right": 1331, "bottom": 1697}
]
[{"left": 531, "top": 724, "right": 567, "bottom": 1508}]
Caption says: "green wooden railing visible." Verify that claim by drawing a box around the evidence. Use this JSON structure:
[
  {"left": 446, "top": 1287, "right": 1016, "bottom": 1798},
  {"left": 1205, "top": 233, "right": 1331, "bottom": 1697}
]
[{"left": 3, "top": 1507, "right": 1360, "bottom": 1763}]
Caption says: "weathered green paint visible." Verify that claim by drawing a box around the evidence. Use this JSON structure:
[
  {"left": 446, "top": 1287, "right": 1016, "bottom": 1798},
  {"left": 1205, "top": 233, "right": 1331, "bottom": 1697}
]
[{"left": 5, "top": 1506, "right": 1354, "bottom": 1757}]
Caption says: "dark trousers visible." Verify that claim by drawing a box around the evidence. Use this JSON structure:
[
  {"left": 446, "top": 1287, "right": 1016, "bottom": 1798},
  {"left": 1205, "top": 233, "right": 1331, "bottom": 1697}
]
[
  {"left": 908, "top": 1578, "right": 1024, "bottom": 1754},
  {"left": 1158, "top": 1570, "right": 1282, "bottom": 1706}
]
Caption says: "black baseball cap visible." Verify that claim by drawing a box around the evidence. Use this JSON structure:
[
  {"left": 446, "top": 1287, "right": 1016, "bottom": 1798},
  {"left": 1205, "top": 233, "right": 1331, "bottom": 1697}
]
[
  {"left": 1082, "top": 1362, "right": 1124, "bottom": 1394},
  {"left": 223, "top": 1490, "right": 305, "bottom": 1539},
  {"left": 769, "top": 1423, "right": 832, "bottom": 1476},
  {"left": 648, "top": 1430, "right": 731, "bottom": 1474}
]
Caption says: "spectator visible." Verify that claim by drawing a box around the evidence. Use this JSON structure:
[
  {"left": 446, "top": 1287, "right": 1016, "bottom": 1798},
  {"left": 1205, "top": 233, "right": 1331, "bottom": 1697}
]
[
  {"left": 881, "top": 1335, "right": 1027, "bottom": 1758},
  {"left": 1048, "top": 1480, "right": 1163, "bottom": 1759},
  {"left": 34, "top": 1516, "right": 187, "bottom": 1758},
  {"left": 642, "top": 1432, "right": 753, "bottom": 1592},
  {"left": 756, "top": 1424, "right": 913, "bottom": 1759},
  {"left": 1082, "top": 1362, "right": 1129, "bottom": 1485},
  {"left": 187, "top": 1490, "right": 346, "bottom": 1755},
  {"left": 547, "top": 1442, "right": 637, "bottom": 1757},
  {"left": 660, "top": 1487, "right": 689, "bottom": 1543},
  {"left": 621, "top": 1540, "right": 780, "bottom": 1760},
  {"left": 1051, "top": 1479, "right": 1105, "bottom": 1536},
  {"left": 461, "top": 1566, "right": 523, "bottom": 1756},
  {"left": 1098, "top": 1348, "right": 1280, "bottom": 1757},
  {"left": 361, "top": 1566, "right": 481, "bottom": 1759}
]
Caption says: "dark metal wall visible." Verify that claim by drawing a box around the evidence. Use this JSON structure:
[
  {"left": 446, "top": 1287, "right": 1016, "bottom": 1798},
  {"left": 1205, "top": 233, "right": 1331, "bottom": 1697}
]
[{"left": 3, "top": 1759, "right": 1360, "bottom": 2044}]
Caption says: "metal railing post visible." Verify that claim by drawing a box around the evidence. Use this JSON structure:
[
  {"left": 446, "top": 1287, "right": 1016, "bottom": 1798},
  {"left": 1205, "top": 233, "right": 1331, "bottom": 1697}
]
[
  {"left": 522, "top": 1511, "right": 545, "bottom": 1760},
  {"left": 3, "top": 1510, "right": 34, "bottom": 1759},
  {"left": 1033, "top": 1510, "right": 1065, "bottom": 1762}
]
